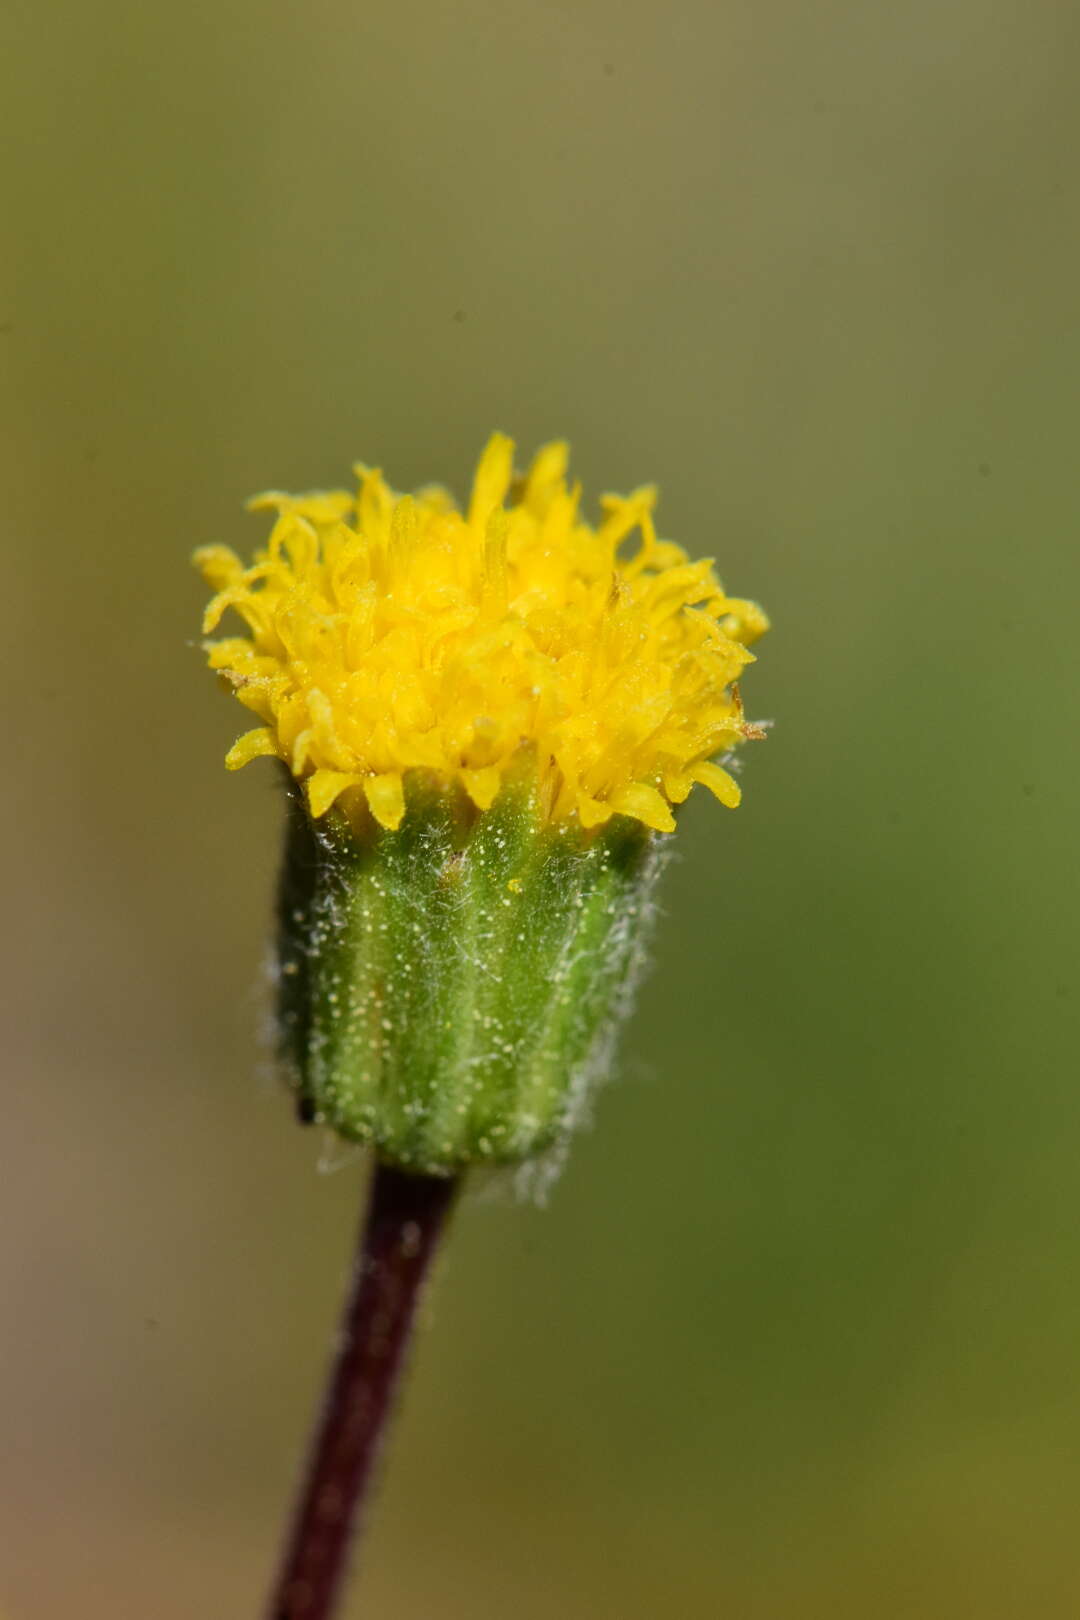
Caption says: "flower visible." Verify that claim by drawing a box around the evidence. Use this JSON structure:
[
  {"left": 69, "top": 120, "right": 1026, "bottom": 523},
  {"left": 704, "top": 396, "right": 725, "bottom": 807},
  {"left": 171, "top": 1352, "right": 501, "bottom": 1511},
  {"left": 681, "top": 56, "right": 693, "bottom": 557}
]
[
  {"left": 194, "top": 434, "right": 767, "bottom": 837},
  {"left": 193, "top": 436, "right": 769, "bottom": 1173}
]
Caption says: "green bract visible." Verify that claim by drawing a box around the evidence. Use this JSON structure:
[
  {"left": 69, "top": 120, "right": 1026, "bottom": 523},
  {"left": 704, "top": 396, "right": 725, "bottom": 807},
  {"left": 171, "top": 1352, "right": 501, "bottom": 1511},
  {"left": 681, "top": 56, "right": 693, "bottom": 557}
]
[{"left": 274, "top": 775, "right": 665, "bottom": 1176}]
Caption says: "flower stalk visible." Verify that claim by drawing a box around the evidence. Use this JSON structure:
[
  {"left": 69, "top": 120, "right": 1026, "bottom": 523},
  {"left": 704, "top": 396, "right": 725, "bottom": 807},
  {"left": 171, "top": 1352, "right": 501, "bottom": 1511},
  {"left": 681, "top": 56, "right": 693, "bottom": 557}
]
[{"left": 266, "top": 1161, "right": 459, "bottom": 1620}]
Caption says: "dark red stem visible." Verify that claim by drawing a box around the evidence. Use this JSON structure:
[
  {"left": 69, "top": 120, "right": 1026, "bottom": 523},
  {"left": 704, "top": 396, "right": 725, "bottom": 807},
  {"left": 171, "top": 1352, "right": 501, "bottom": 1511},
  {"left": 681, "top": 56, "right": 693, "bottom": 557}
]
[{"left": 265, "top": 1162, "right": 460, "bottom": 1620}]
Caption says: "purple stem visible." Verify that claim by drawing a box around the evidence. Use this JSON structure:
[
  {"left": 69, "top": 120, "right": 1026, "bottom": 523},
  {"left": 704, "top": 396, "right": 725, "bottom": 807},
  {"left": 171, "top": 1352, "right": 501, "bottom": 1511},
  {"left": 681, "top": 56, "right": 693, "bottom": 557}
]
[{"left": 265, "top": 1161, "right": 460, "bottom": 1620}]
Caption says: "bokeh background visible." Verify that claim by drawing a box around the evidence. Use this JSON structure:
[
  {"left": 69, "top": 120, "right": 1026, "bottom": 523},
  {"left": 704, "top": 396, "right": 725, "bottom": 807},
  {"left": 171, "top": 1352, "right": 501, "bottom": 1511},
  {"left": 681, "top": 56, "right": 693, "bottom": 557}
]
[{"left": 4, "top": 0, "right": 1080, "bottom": 1614}]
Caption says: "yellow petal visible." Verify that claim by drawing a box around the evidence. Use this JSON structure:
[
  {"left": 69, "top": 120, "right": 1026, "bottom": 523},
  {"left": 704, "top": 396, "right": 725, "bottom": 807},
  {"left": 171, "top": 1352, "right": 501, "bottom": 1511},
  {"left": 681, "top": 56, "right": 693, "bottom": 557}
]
[
  {"left": 482, "top": 510, "right": 509, "bottom": 615},
  {"left": 467, "top": 432, "right": 514, "bottom": 528},
  {"left": 389, "top": 496, "right": 418, "bottom": 566},
  {"left": 577, "top": 795, "right": 614, "bottom": 830},
  {"left": 523, "top": 441, "right": 569, "bottom": 513},
  {"left": 290, "top": 728, "right": 314, "bottom": 776},
  {"left": 607, "top": 782, "right": 676, "bottom": 833},
  {"left": 201, "top": 589, "right": 234, "bottom": 635},
  {"left": 307, "top": 768, "right": 361, "bottom": 818},
  {"left": 224, "top": 728, "right": 279, "bottom": 771},
  {"left": 460, "top": 766, "right": 502, "bottom": 811},
  {"left": 662, "top": 769, "right": 694, "bottom": 805},
  {"left": 193, "top": 545, "right": 244, "bottom": 590},
  {"left": 364, "top": 772, "right": 405, "bottom": 830},
  {"left": 720, "top": 597, "right": 770, "bottom": 646},
  {"left": 690, "top": 760, "right": 741, "bottom": 808},
  {"left": 246, "top": 490, "right": 352, "bottom": 526}
]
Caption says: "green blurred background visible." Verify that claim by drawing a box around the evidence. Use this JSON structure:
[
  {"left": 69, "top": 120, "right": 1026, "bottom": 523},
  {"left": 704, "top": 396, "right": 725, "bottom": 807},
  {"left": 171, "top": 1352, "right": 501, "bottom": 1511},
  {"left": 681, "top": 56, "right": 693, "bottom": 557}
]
[{"left": 4, "top": 0, "right": 1079, "bottom": 1614}]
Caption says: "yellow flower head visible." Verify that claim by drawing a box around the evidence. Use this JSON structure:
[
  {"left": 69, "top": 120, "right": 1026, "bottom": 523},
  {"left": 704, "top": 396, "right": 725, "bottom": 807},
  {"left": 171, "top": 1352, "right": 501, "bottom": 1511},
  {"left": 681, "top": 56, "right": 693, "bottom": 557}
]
[{"left": 194, "top": 434, "right": 768, "bottom": 835}]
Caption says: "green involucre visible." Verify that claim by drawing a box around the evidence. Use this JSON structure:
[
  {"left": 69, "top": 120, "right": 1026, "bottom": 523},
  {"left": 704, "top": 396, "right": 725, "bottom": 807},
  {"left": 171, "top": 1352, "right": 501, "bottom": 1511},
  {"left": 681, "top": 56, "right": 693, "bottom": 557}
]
[{"left": 274, "top": 775, "right": 665, "bottom": 1175}]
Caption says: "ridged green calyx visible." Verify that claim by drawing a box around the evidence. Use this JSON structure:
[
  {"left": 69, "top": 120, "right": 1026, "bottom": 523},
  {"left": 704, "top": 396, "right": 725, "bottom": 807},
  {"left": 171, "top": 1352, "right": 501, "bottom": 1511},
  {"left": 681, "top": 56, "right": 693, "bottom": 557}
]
[{"left": 276, "top": 775, "right": 664, "bottom": 1175}]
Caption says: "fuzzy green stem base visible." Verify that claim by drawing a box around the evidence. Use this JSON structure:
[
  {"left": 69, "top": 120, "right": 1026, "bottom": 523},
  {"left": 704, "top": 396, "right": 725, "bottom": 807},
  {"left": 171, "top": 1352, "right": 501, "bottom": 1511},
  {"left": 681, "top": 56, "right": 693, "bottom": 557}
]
[{"left": 265, "top": 1162, "right": 459, "bottom": 1620}]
